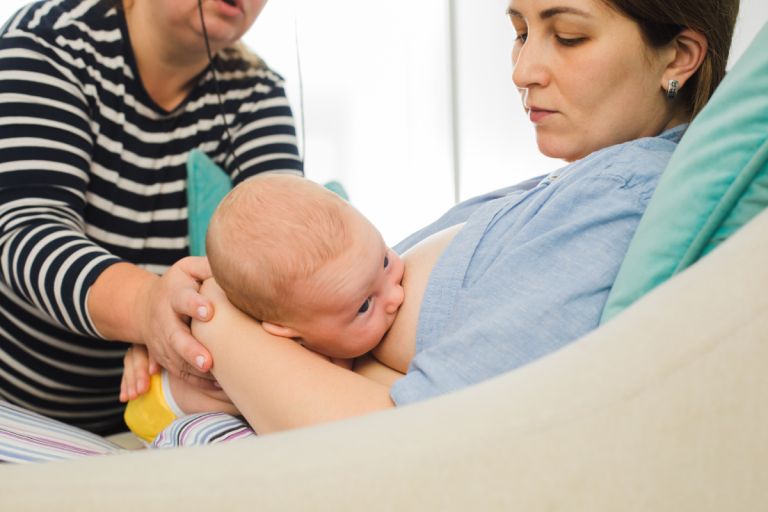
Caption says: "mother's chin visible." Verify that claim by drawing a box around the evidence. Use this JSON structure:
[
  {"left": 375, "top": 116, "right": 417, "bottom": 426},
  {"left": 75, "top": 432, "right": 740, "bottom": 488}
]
[
  {"left": 530, "top": 107, "right": 682, "bottom": 163},
  {"left": 532, "top": 123, "right": 607, "bottom": 163}
]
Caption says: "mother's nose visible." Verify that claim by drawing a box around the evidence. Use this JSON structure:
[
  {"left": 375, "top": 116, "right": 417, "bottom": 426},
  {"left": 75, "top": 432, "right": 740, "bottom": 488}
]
[{"left": 512, "top": 37, "right": 550, "bottom": 91}]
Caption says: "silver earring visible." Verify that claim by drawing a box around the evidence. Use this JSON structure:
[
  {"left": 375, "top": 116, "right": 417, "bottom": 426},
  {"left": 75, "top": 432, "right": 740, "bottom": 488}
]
[{"left": 666, "top": 79, "right": 679, "bottom": 100}]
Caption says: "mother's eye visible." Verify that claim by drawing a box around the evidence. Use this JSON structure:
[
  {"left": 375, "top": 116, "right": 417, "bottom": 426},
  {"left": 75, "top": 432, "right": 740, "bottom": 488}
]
[
  {"left": 384, "top": 255, "right": 389, "bottom": 269},
  {"left": 556, "top": 36, "right": 586, "bottom": 47},
  {"left": 515, "top": 33, "right": 528, "bottom": 44},
  {"left": 357, "top": 298, "right": 371, "bottom": 315}
]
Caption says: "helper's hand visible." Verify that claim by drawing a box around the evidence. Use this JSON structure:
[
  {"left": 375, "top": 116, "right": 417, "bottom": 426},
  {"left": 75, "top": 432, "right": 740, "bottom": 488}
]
[
  {"left": 120, "top": 344, "right": 155, "bottom": 402},
  {"left": 135, "top": 257, "right": 218, "bottom": 391}
]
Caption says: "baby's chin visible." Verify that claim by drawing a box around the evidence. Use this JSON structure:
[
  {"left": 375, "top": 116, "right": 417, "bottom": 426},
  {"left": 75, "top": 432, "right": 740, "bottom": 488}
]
[{"left": 337, "top": 330, "right": 389, "bottom": 359}]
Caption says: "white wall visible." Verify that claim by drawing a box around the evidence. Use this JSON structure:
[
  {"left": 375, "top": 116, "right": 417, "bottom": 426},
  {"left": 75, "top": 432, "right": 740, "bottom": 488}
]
[
  {"left": 729, "top": 0, "right": 768, "bottom": 68},
  {"left": 1, "top": 0, "right": 767, "bottom": 245},
  {"left": 246, "top": 0, "right": 456, "bottom": 246}
]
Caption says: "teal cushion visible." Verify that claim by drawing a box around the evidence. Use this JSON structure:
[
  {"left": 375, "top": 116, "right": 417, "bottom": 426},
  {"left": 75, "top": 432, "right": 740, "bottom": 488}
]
[
  {"left": 323, "top": 180, "right": 350, "bottom": 201},
  {"left": 185, "top": 150, "right": 349, "bottom": 257},
  {"left": 600, "top": 22, "right": 768, "bottom": 325},
  {"left": 186, "top": 150, "right": 233, "bottom": 257}
]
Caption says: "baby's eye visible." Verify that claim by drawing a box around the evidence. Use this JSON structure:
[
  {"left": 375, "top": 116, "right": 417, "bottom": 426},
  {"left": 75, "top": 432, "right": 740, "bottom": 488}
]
[
  {"left": 357, "top": 297, "right": 371, "bottom": 315},
  {"left": 384, "top": 255, "right": 389, "bottom": 269}
]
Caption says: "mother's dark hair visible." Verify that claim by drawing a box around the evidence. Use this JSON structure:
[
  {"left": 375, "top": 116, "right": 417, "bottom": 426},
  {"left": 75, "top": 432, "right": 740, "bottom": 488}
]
[{"left": 604, "top": 0, "right": 739, "bottom": 120}]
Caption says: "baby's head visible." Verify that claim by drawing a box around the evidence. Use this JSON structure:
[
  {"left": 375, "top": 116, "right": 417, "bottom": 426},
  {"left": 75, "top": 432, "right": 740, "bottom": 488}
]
[{"left": 206, "top": 175, "right": 404, "bottom": 358}]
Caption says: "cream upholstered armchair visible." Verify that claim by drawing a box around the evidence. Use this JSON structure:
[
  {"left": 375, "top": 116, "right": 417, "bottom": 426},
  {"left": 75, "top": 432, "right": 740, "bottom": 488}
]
[{"left": 1, "top": 200, "right": 767, "bottom": 511}]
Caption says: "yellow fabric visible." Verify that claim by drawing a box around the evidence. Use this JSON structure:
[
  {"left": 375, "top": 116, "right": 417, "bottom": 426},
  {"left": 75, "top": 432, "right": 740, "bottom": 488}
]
[{"left": 123, "top": 373, "right": 178, "bottom": 443}]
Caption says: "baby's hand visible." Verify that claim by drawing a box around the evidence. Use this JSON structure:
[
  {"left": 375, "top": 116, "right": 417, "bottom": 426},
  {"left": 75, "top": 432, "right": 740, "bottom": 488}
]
[
  {"left": 167, "top": 372, "right": 240, "bottom": 417},
  {"left": 120, "top": 344, "right": 156, "bottom": 402}
]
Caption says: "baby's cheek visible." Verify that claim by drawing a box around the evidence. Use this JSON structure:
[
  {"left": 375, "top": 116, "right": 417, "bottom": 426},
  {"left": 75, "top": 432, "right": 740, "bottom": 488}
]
[{"left": 371, "top": 318, "right": 390, "bottom": 346}]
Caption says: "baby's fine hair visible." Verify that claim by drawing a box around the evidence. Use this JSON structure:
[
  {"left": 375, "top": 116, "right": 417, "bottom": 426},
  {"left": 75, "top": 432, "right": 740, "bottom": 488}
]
[{"left": 206, "top": 174, "right": 353, "bottom": 322}]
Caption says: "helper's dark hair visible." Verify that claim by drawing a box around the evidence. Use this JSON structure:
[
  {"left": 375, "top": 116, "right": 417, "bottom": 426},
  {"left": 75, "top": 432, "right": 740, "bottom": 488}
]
[{"left": 602, "top": 0, "right": 739, "bottom": 121}]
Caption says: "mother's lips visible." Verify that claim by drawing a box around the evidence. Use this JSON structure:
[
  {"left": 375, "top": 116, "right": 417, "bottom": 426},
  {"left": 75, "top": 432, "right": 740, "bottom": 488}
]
[{"left": 526, "top": 105, "right": 558, "bottom": 123}]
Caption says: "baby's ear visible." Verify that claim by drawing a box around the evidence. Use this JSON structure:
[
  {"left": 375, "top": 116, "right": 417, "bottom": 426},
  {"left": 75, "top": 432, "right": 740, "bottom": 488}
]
[{"left": 262, "top": 321, "right": 300, "bottom": 339}]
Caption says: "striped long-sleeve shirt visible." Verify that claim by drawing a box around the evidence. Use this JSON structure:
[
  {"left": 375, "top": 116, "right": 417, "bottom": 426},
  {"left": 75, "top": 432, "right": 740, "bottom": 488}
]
[{"left": 0, "top": 0, "right": 302, "bottom": 434}]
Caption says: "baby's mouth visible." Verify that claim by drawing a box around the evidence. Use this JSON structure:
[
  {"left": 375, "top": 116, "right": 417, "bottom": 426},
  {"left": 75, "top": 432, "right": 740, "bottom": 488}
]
[{"left": 221, "top": 0, "right": 236, "bottom": 6}]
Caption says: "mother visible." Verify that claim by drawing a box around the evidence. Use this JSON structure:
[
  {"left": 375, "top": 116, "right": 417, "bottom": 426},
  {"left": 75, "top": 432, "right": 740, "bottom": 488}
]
[
  {"left": 185, "top": 0, "right": 739, "bottom": 434},
  {"left": 0, "top": 0, "right": 299, "bottom": 434}
]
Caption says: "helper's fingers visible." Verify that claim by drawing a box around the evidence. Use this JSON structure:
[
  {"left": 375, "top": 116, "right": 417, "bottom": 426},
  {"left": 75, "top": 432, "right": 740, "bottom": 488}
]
[
  {"left": 121, "top": 347, "right": 139, "bottom": 401},
  {"left": 177, "top": 256, "right": 213, "bottom": 284},
  {"left": 148, "top": 355, "right": 160, "bottom": 376},
  {"left": 120, "top": 371, "right": 128, "bottom": 403},
  {"left": 171, "top": 285, "right": 214, "bottom": 323},
  {"left": 166, "top": 326, "right": 214, "bottom": 376},
  {"left": 131, "top": 345, "right": 151, "bottom": 396}
]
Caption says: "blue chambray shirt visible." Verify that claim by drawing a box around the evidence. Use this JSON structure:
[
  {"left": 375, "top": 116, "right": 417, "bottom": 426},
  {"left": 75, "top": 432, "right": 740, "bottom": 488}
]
[{"left": 390, "top": 125, "right": 686, "bottom": 405}]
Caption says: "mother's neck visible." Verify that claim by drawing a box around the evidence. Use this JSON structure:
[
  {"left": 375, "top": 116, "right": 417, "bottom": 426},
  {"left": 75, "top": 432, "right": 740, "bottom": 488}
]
[
  {"left": 124, "top": 3, "right": 210, "bottom": 112},
  {"left": 661, "top": 109, "right": 691, "bottom": 134}
]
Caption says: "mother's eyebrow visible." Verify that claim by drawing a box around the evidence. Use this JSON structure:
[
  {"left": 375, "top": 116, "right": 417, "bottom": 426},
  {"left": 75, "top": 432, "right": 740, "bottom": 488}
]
[
  {"left": 506, "top": 6, "right": 593, "bottom": 20},
  {"left": 541, "top": 6, "right": 593, "bottom": 19}
]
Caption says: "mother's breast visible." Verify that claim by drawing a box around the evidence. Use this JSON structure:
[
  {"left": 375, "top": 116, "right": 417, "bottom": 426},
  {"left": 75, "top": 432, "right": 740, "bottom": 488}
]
[{"left": 372, "top": 223, "right": 465, "bottom": 373}]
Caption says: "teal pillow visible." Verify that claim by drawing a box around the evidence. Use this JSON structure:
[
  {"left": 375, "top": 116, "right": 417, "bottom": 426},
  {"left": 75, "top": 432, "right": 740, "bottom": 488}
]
[
  {"left": 186, "top": 150, "right": 232, "bottom": 257},
  {"left": 186, "top": 150, "right": 349, "bottom": 257},
  {"left": 600, "top": 22, "right": 768, "bottom": 325}
]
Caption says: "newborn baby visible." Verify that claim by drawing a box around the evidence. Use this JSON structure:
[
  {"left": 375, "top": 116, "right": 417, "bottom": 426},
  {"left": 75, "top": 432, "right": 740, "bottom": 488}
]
[
  {"left": 125, "top": 175, "right": 405, "bottom": 441},
  {"left": 208, "top": 174, "right": 405, "bottom": 365}
]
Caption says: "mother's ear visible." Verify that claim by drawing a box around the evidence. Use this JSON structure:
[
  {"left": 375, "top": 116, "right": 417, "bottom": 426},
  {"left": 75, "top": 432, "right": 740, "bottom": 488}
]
[
  {"left": 661, "top": 28, "right": 708, "bottom": 94},
  {"left": 262, "top": 321, "right": 301, "bottom": 339}
]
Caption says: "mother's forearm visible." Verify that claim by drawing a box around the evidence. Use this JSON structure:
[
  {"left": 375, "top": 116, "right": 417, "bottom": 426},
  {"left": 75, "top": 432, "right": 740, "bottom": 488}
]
[{"left": 192, "top": 290, "right": 395, "bottom": 434}]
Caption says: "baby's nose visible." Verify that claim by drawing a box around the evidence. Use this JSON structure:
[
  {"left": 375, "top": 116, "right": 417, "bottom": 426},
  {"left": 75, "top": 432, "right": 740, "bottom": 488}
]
[{"left": 385, "top": 283, "right": 405, "bottom": 314}]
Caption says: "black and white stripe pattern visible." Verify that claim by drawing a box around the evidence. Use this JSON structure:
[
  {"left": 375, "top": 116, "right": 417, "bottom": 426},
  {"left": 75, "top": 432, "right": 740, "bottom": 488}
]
[{"left": 0, "top": 0, "right": 302, "bottom": 434}]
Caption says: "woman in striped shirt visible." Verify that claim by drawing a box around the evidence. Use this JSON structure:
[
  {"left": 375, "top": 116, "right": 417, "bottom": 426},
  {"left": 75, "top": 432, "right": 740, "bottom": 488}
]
[{"left": 0, "top": 0, "right": 301, "bottom": 435}]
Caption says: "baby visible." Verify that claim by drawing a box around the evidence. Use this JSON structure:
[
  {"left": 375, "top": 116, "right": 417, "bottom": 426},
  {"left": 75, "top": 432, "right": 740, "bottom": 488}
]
[{"left": 125, "top": 174, "right": 405, "bottom": 442}]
